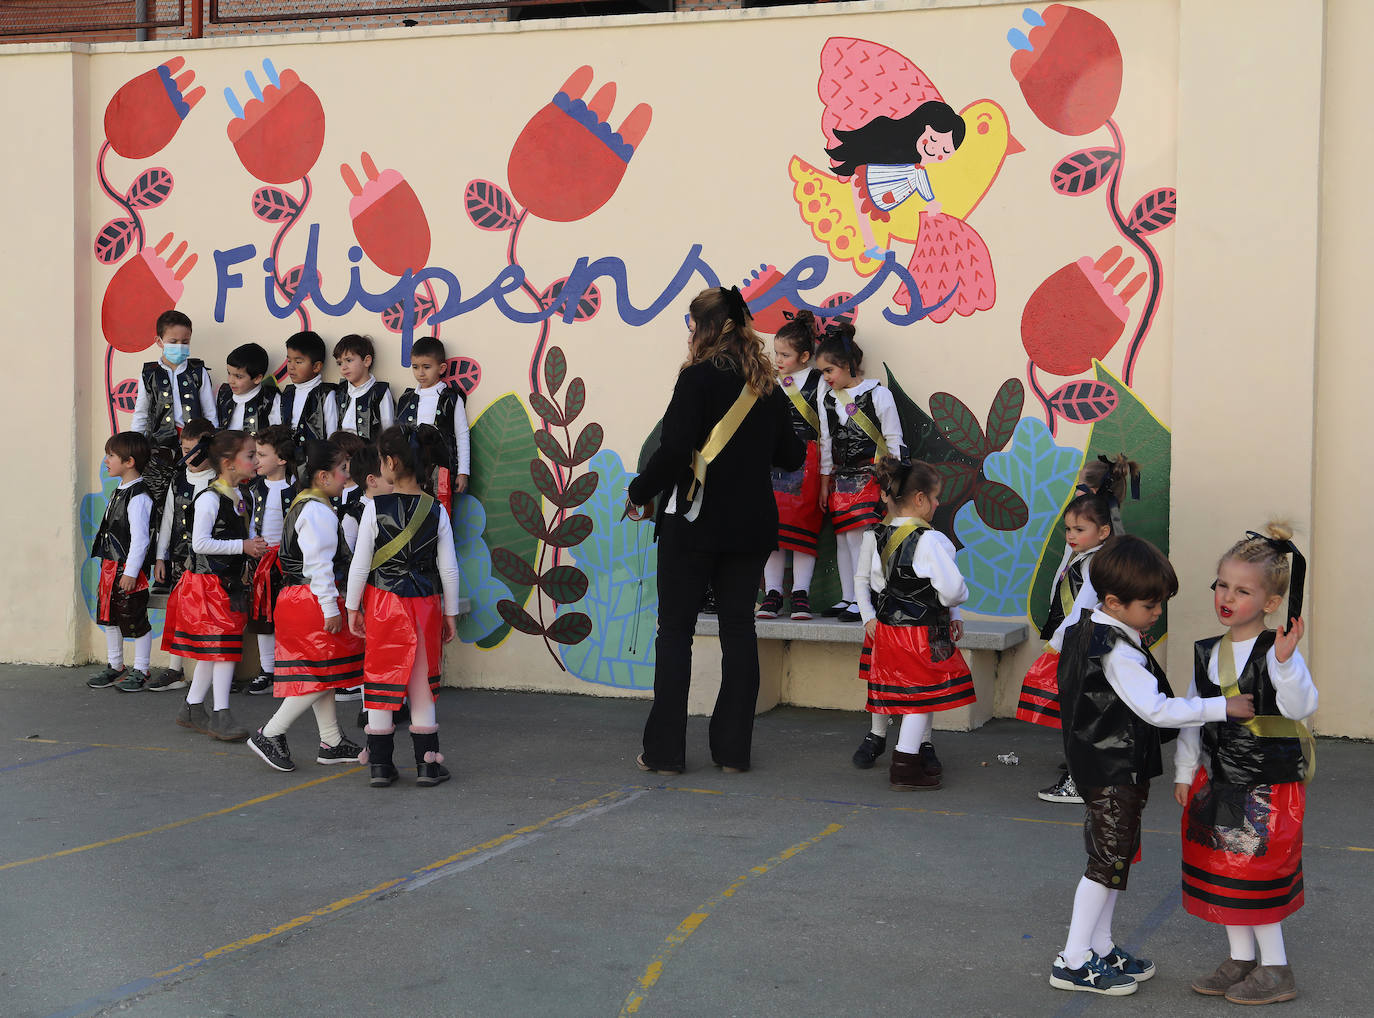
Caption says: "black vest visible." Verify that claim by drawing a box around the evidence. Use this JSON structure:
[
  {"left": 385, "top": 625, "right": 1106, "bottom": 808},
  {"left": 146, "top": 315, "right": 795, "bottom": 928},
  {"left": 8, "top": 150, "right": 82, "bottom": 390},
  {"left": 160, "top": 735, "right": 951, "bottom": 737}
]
[
  {"left": 189, "top": 486, "right": 248, "bottom": 597},
  {"left": 781, "top": 370, "right": 823, "bottom": 442},
  {"left": 396, "top": 385, "right": 463, "bottom": 470},
  {"left": 1194, "top": 632, "right": 1305, "bottom": 786},
  {"left": 1039, "top": 550, "right": 1096, "bottom": 641},
  {"left": 166, "top": 469, "right": 212, "bottom": 568},
  {"left": 215, "top": 383, "right": 274, "bottom": 435},
  {"left": 278, "top": 496, "right": 351, "bottom": 591},
  {"left": 246, "top": 477, "right": 298, "bottom": 542},
  {"left": 280, "top": 380, "right": 337, "bottom": 455},
  {"left": 141, "top": 359, "right": 207, "bottom": 447},
  {"left": 334, "top": 380, "right": 392, "bottom": 442},
  {"left": 367, "top": 493, "right": 442, "bottom": 598},
  {"left": 871, "top": 524, "right": 948, "bottom": 627},
  {"left": 332, "top": 486, "right": 362, "bottom": 518},
  {"left": 823, "top": 386, "right": 896, "bottom": 477},
  {"left": 1059, "top": 620, "right": 1177, "bottom": 787},
  {"left": 90, "top": 479, "right": 150, "bottom": 568}
]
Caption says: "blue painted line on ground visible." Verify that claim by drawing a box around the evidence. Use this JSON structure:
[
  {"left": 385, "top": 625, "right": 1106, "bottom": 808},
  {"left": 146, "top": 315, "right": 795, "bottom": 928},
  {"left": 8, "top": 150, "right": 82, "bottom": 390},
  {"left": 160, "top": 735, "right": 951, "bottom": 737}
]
[
  {"left": 0, "top": 746, "right": 97, "bottom": 773},
  {"left": 1054, "top": 885, "right": 1179, "bottom": 1016}
]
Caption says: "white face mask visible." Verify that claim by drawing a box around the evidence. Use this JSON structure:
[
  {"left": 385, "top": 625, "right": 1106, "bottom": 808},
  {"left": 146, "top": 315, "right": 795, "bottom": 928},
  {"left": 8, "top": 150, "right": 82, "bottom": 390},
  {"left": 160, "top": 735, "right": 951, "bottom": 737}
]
[{"left": 163, "top": 343, "right": 190, "bottom": 366}]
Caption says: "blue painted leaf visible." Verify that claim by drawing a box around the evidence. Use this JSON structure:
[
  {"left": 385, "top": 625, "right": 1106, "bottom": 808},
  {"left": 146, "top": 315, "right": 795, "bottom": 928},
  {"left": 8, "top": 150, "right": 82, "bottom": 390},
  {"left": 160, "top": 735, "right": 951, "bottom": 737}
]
[
  {"left": 558, "top": 450, "right": 658, "bottom": 689},
  {"left": 450, "top": 495, "right": 515, "bottom": 644}
]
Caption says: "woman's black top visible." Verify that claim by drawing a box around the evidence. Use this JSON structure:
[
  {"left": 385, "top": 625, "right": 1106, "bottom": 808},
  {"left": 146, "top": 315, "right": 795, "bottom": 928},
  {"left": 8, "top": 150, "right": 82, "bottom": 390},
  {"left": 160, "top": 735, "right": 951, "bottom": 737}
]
[{"left": 630, "top": 360, "right": 805, "bottom": 553}]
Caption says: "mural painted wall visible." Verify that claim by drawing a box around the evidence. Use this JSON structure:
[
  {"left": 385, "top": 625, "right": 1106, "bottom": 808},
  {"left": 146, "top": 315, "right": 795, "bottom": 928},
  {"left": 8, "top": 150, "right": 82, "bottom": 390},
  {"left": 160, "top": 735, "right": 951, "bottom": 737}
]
[{"left": 14, "top": 0, "right": 1367, "bottom": 735}]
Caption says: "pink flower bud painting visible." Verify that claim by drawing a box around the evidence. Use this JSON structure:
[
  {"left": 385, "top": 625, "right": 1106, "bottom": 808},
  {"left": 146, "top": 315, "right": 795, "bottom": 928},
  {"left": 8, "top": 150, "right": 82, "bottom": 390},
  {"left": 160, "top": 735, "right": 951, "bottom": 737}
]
[
  {"left": 104, "top": 58, "right": 204, "bottom": 160},
  {"left": 101, "top": 233, "right": 196, "bottom": 353},
  {"left": 1020, "top": 247, "right": 1145, "bottom": 376},
  {"left": 341, "top": 152, "right": 431, "bottom": 276}
]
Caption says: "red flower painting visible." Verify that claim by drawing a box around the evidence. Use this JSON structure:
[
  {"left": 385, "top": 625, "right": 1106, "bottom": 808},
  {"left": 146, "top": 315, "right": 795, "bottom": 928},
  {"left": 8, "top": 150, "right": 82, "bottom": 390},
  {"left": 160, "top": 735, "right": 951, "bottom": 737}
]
[
  {"left": 341, "top": 152, "right": 431, "bottom": 276},
  {"left": 1021, "top": 246, "right": 1144, "bottom": 376},
  {"left": 225, "top": 60, "right": 325, "bottom": 185},
  {"left": 101, "top": 233, "right": 196, "bottom": 354},
  {"left": 104, "top": 57, "right": 205, "bottom": 160},
  {"left": 1009, "top": 4, "right": 1122, "bottom": 137}
]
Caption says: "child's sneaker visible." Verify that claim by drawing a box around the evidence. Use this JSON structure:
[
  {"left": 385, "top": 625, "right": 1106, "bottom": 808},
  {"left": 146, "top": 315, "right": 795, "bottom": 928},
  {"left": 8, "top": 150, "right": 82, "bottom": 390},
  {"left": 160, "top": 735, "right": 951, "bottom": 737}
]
[
  {"left": 86, "top": 665, "right": 125, "bottom": 689},
  {"left": 1038, "top": 772, "right": 1085, "bottom": 804},
  {"left": 851, "top": 732, "right": 887, "bottom": 769},
  {"left": 144, "top": 667, "right": 187, "bottom": 691},
  {"left": 756, "top": 590, "right": 784, "bottom": 619},
  {"left": 789, "top": 590, "right": 813, "bottom": 620},
  {"left": 248, "top": 729, "right": 295, "bottom": 772},
  {"left": 316, "top": 736, "right": 364, "bottom": 765},
  {"left": 114, "top": 668, "right": 149, "bottom": 692},
  {"left": 1050, "top": 952, "right": 1138, "bottom": 995},
  {"left": 335, "top": 686, "right": 363, "bottom": 702},
  {"left": 246, "top": 673, "right": 273, "bottom": 695},
  {"left": 1102, "top": 945, "right": 1156, "bottom": 982}
]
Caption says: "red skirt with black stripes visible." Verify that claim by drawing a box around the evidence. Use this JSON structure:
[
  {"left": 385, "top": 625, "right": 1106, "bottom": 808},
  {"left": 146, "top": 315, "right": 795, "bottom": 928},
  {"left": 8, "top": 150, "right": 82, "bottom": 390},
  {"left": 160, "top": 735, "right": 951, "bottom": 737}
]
[
  {"left": 360, "top": 585, "right": 442, "bottom": 712},
  {"left": 1016, "top": 647, "right": 1061, "bottom": 729},
  {"left": 828, "top": 474, "right": 882, "bottom": 534},
  {"left": 1181, "top": 768, "right": 1305, "bottom": 925},
  {"left": 773, "top": 442, "right": 823, "bottom": 555},
  {"left": 271, "top": 586, "right": 365, "bottom": 696},
  {"left": 159, "top": 571, "right": 245, "bottom": 662},
  {"left": 867, "top": 621, "right": 974, "bottom": 714}
]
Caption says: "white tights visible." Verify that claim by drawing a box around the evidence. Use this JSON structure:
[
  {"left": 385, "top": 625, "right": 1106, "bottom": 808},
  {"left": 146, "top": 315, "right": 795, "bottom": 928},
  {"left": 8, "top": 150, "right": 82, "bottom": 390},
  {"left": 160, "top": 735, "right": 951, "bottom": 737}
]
[
  {"left": 105, "top": 627, "right": 152, "bottom": 672},
  {"left": 1227, "top": 923, "right": 1287, "bottom": 965},
  {"left": 834, "top": 530, "right": 864, "bottom": 603},
  {"left": 262, "top": 689, "right": 343, "bottom": 746},
  {"left": 762, "top": 550, "right": 817, "bottom": 595},
  {"left": 187, "top": 660, "right": 235, "bottom": 711},
  {"left": 257, "top": 633, "right": 275, "bottom": 674},
  {"left": 894, "top": 713, "right": 932, "bottom": 753},
  {"left": 1061, "top": 877, "right": 1121, "bottom": 968},
  {"left": 367, "top": 641, "right": 437, "bottom": 733}
]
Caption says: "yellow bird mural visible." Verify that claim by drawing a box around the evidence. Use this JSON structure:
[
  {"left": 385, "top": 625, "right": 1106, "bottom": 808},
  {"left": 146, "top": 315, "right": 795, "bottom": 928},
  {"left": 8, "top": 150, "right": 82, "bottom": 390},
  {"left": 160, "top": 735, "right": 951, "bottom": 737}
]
[{"left": 789, "top": 38, "right": 1022, "bottom": 322}]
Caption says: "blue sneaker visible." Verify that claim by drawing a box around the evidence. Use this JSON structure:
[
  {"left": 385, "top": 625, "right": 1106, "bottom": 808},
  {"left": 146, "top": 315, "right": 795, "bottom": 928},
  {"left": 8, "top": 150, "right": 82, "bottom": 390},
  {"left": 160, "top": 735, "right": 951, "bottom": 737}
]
[
  {"left": 1050, "top": 951, "right": 1138, "bottom": 995},
  {"left": 1103, "top": 945, "right": 1156, "bottom": 982}
]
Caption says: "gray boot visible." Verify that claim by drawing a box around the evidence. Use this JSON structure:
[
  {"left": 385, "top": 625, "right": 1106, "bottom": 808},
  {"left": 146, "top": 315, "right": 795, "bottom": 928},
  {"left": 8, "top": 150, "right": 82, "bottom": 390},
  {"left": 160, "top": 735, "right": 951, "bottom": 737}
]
[
  {"left": 176, "top": 698, "right": 210, "bottom": 733},
  {"left": 1224, "top": 964, "right": 1297, "bottom": 1005},
  {"left": 207, "top": 707, "right": 249, "bottom": 742},
  {"left": 1191, "top": 957, "right": 1257, "bottom": 996}
]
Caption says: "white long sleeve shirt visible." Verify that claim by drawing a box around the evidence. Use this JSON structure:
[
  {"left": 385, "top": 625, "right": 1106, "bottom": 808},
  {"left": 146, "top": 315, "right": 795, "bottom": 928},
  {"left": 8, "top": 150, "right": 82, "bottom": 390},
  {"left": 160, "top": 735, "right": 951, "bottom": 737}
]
[
  {"left": 854, "top": 520, "right": 967, "bottom": 625},
  {"left": 1090, "top": 610, "right": 1228, "bottom": 729},
  {"left": 131, "top": 360, "right": 216, "bottom": 435},
  {"left": 155, "top": 466, "right": 215, "bottom": 560},
  {"left": 343, "top": 498, "right": 461, "bottom": 616},
  {"left": 191, "top": 489, "right": 247, "bottom": 557},
  {"left": 116, "top": 479, "right": 153, "bottom": 579},
  {"left": 339, "top": 377, "right": 395, "bottom": 435},
  {"left": 1172, "top": 636, "right": 1318, "bottom": 785},
  {"left": 224, "top": 384, "right": 264, "bottom": 430},
  {"left": 341, "top": 494, "right": 370, "bottom": 553},
  {"left": 1048, "top": 547, "right": 1101, "bottom": 652},
  {"left": 268, "top": 374, "right": 339, "bottom": 435},
  {"left": 412, "top": 383, "right": 472, "bottom": 475},
  {"left": 818, "top": 378, "right": 902, "bottom": 474},
  {"left": 250, "top": 477, "right": 293, "bottom": 545},
  {"left": 293, "top": 500, "right": 346, "bottom": 619}
]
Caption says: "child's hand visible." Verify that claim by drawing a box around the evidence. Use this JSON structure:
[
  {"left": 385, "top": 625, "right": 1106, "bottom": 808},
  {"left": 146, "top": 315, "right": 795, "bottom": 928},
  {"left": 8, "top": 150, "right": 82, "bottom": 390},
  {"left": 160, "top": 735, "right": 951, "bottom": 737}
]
[
  {"left": 453, "top": 473, "right": 469, "bottom": 494},
  {"left": 625, "top": 497, "right": 653, "bottom": 522},
  {"left": 347, "top": 609, "right": 365, "bottom": 638},
  {"left": 323, "top": 614, "right": 342, "bottom": 634},
  {"left": 442, "top": 615, "right": 457, "bottom": 643},
  {"left": 154, "top": 560, "right": 167, "bottom": 583},
  {"left": 1225, "top": 693, "right": 1256, "bottom": 720},
  {"left": 950, "top": 619, "right": 964, "bottom": 643},
  {"left": 1173, "top": 782, "right": 1190, "bottom": 808},
  {"left": 118, "top": 574, "right": 137, "bottom": 592},
  {"left": 819, "top": 475, "right": 832, "bottom": 512},
  {"left": 863, "top": 619, "right": 877, "bottom": 640},
  {"left": 243, "top": 536, "right": 269, "bottom": 558},
  {"left": 1274, "top": 616, "right": 1304, "bottom": 663}
]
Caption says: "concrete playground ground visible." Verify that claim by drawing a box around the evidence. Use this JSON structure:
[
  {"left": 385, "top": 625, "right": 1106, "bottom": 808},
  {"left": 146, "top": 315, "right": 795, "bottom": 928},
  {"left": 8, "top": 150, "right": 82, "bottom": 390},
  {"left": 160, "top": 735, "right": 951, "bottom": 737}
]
[{"left": 1, "top": 664, "right": 1370, "bottom": 1018}]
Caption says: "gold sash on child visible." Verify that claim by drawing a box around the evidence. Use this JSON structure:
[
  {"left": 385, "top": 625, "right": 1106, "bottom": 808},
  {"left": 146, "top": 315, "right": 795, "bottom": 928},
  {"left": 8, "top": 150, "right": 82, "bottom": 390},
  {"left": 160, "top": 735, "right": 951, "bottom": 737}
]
[
  {"left": 781, "top": 377, "right": 822, "bottom": 436},
  {"left": 684, "top": 384, "right": 756, "bottom": 523},
  {"left": 1218, "top": 631, "right": 1316, "bottom": 782},
  {"left": 371, "top": 494, "right": 435, "bottom": 570},
  {"left": 841, "top": 388, "right": 889, "bottom": 459},
  {"left": 880, "top": 518, "right": 930, "bottom": 573}
]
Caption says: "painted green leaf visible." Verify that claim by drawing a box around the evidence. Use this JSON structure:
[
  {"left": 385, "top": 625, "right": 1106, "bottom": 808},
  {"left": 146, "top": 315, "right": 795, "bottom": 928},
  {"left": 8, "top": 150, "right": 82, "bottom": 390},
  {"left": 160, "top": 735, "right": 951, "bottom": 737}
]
[
  {"left": 492, "top": 547, "right": 539, "bottom": 588},
  {"left": 545, "top": 612, "right": 592, "bottom": 645},
  {"left": 560, "top": 472, "right": 599, "bottom": 509},
  {"left": 930, "top": 391, "right": 989, "bottom": 458},
  {"left": 972, "top": 478, "right": 1030, "bottom": 531},
  {"left": 528, "top": 391, "right": 565, "bottom": 427},
  {"left": 571, "top": 423, "right": 603, "bottom": 466},
  {"left": 985, "top": 378, "right": 1025, "bottom": 453},
  {"left": 530, "top": 460, "right": 561, "bottom": 503},
  {"left": 539, "top": 565, "right": 589, "bottom": 604},
  {"left": 510, "top": 490, "right": 546, "bottom": 541},
  {"left": 468, "top": 393, "right": 541, "bottom": 648},
  {"left": 546, "top": 513, "right": 593, "bottom": 549},
  {"left": 564, "top": 377, "right": 587, "bottom": 425},
  {"left": 535, "top": 429, "right": 573, "bottom": 468},
  {"left": 497, "top": 599, "right": 544, "bottom": 635},
  {"left": 637, "top": 418, "right": 664, "bottom": 472},
  {"left": 544, "top": 346, "right": 567, "bottom": 396}
]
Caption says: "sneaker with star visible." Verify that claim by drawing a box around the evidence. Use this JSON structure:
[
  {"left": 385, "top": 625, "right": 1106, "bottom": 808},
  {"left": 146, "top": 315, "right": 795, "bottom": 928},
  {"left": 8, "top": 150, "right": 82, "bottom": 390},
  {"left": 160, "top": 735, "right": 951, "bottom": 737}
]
[
  {"left": 1050, "top": 951, "right": 1138, "bottom": 995},
  {"left": 1038, "top": 771, "right": 1085, "bottom": 804},
  {"left": 1102, "top": 945, "right": 1155, "bottom": 982}
]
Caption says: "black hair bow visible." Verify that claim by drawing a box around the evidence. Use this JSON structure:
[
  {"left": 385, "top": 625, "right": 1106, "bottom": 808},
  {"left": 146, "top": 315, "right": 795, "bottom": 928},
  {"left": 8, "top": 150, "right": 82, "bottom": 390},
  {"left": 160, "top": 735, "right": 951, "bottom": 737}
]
[
  {"left": 720, "top": 285, "right": 752, "bottom": 327},
  {"left": 1245, "top": 530, "right": 1306, "bottom": 630},
  {"left": 177, "top": 433, "right": 213, "bottom": 469}
]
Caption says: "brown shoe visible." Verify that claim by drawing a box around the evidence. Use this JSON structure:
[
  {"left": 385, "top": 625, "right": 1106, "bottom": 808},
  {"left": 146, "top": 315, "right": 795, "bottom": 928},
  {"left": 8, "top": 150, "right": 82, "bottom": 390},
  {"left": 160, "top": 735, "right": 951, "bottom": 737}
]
[
  {"left": 1192, "top": 957, "right": 1258, "bottom": 995},
  {"left": 207, "top": 707, "right": 249, "bottom": 742},
  {"left": 889, "top": 749, "right": 941, "bottom": 790},
  {"left": 1224, "top": 964, "right": 1297, "bottom": 1005}
]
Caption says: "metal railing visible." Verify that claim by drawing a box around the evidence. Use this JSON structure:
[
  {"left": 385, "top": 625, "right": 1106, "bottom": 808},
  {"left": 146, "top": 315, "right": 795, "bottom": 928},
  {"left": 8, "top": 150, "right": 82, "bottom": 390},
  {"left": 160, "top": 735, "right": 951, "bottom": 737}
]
[{"left": 0, "top": 1, "right": 185, "bottom": 37}]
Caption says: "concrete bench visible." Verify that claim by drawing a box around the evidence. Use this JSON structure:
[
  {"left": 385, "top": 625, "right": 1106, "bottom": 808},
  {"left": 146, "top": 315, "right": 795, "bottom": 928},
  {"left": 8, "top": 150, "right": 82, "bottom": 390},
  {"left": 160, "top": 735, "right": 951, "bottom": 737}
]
[{"left": 686, "top": 615, "right": 1030, "bottom": 732}]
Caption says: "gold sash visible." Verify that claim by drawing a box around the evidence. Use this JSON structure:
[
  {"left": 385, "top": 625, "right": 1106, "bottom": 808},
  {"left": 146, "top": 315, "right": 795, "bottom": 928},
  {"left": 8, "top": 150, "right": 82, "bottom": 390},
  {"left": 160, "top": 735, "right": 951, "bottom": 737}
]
[
  {"left": 289, "top": 488, "right": 332, "bottom": 512},
  {"left": 881, "top": 518, "right": 930, "bottom": 573},
  {"left": 1217, "top": 631, "right": 1316, "bottom": 782},
  {"left": 684, "top": 384, "right": 756, "bottom": 522},
  {"left": 781, "top": 376, "right": 821, "bottom": 436},
  {"left": 371, "top": 494, "right": 434, "bottom": 571},
  {"left": 840, "top": 388, "right": 888, "bottom": 459}
]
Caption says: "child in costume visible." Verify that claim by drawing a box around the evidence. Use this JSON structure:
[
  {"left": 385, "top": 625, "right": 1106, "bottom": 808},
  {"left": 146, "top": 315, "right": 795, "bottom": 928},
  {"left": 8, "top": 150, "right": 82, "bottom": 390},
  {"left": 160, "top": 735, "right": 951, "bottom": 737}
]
[
  {"left": 86, "top": 432, "right": 156, "bottom": 692},
  {"left": 396, "top": 335, "right": 470, "bottom": 507},
  {"left": 1050, "top": 536, "right": 1255, "bottom": 997},
  {"left": 332, "top": 333, "right": 394, "bottom": 442},
  {"left": 243, "top": 425, "right": 298, "bottom": 696},
  {"left": 165, "top": 431, "right": 268, "bottom": 741},
  {"left": 146, "top": 418, "right": 217, "bottom": 691},
  {"left": 247, "top": 439, "right": 365, "bottom": 773},
  {"left": 328, "top": 430, "right": 365, "bottom": 516},
  {"left": 852, "top": 457, "right": 971, "bottom": 789},
  {"left": 815, "top": 324, "right": 902, "bottom": 622},
  {"left": 339, "top": 445, "right": 393, "bottom": 714},
  {"left": 757, "top": 309, "right": 827, "bottom": 622},
  {"left": 217, "top": 342, "right": 275, "bottom": 433},
  {"left": 1174, "top": 526, "right": 1315, "bottom": 1006},
  {"left": 131, "top": 310, "right": 215, "bottom": 453},
  {"left": 346, "top": 426, "right": 461, "bottom": 788},
  {"left": 270, "top": 330, "right": 339, "bottom": 475}
]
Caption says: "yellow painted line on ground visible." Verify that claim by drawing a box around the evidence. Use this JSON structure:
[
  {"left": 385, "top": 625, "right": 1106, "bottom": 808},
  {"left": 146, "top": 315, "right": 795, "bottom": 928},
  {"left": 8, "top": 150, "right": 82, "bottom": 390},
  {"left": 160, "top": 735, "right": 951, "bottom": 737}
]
[
  {"left": 15, "top": 736, "right": 238, "bottom": 757},
  {"left": 0, "top": 767, "right": 363, "bottom": 872},
  {"left": 619, "top": 818, "right": 848, "bottom": 1016},
  {"left": 149, "top": 788, "right": 632, "bottom": 979}
]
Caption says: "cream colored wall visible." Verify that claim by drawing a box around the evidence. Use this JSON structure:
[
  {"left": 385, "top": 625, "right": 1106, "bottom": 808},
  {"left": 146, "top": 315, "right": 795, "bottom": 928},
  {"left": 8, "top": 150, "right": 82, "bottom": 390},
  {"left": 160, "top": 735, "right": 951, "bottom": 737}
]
[{"left": 0, "top": 0, "right": 1367, "bottom": 733}]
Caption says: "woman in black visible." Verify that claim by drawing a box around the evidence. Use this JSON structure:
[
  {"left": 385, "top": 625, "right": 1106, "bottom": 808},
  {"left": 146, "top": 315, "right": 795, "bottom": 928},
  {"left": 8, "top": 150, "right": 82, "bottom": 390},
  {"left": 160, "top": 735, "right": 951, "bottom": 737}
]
[{"left": 627, "top": 287, "right": 806, "bottom": 773}]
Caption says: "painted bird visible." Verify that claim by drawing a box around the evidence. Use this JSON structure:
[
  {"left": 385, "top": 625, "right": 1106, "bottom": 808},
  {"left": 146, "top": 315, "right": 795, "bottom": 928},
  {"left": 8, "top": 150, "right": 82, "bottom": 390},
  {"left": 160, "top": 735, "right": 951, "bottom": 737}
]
[{"left": 788, "top": 37, "right": 1023, "bottom": 322}]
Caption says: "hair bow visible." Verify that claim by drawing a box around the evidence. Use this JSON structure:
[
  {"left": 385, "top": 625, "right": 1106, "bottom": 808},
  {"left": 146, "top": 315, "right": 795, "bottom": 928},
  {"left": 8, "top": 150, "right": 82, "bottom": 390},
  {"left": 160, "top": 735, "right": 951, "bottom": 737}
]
[
  {"left": 822, "top": 322, "right": 854, "bottom": 351},
  {"left": 1245, "top": 530, "right": 1306, "bottom": 630},
  {"left": 177, "top": 433, "right": 213, "bottom": 469},
  {"left": 720, "top": 285, "right": 752, "bottom": 327}
]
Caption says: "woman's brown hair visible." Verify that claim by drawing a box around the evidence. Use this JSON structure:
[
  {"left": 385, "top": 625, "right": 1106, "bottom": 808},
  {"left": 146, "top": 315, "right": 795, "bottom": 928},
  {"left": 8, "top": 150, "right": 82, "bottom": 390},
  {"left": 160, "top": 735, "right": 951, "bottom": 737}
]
[{"left": 684, "top": 287, "right": 775, "bottom": 397}]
